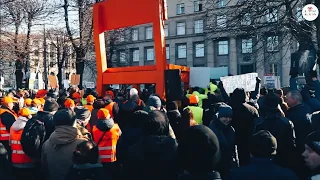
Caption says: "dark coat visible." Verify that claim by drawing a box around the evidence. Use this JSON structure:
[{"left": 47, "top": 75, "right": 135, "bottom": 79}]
[
  {"left": 36, "top": 111, "right": 55, "bottom": 141},
  {"left": 209, "top": 119, "right": 238, "bottom": 178},
  {"left": 286, "top": 103, "right": 313, "bottom": 154},
  {"left": 167, "top": 110, "right": 181, "bottom": 132},
  {"left": 253, "top": 112, "right": 297, "bottom": 169},
  {"left": 179, "top": 172, "right": 222, "bottom": 180},
  {"left": 228, "top": 158, "right": 299, "bottom": 180},
  {"left": 122, "top": 135, "right": 178, "bottom": 180},
  {"left": 231, "top": 101, "right": 259, "bottom": 166},
  {"left": 64, "top": 163, "right": 107, "bottom": 180}
]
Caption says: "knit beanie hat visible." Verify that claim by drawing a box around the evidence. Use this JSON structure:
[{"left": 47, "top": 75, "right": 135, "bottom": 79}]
[
  {"left": 147, "top": 96, "right": 161, "bottom": 109},
  {"left": 217, "top": 104, "right": 232, "bottom": 119},
  {"left": 53, "top": 109, "right": 76, "bottom": 126},
  {"left": 43, "top": 99, "right": 59, "bottom": 112},
  {"left": 130, "top": 88, "right": 138, "bottom": 97},
  {"left": 250, "top": 130, "right": 277, "bottom": 157},
  {"left": 166, "top": 101, "right": 178, "bottom": 111},
  {"left": 178, "top": 125, "right": 220, "bottom": 173},
  {"left": 263, "top": 93, "right": 281, "bottom": 110},
  {"left": 75, "top": 107, "right": 91, "bottom": 120},
  {"left": 306, "top": 131, "right": 320, "bottom": 155}
]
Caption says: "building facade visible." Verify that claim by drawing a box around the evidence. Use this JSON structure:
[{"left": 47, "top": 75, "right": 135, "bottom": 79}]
[{"left": 113, "top": 0, "right": 304, "bottom": 87}]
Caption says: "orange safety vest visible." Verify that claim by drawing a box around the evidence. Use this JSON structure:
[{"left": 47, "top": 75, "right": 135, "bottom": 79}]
[
  {"left": 0, "top": 108, "right": 17, "bottom": 141},
  {"left": 10, "top": 128, "right": 33, "bottom": 164},
  {"left": 105, "top": 102, "right": 115, "bottom": 118},
  {"left": 92, "top": 124, "right": 121, "bottom": 163},
  {"left": 84, "top": 105, "right": 94, "bottom": 112}
]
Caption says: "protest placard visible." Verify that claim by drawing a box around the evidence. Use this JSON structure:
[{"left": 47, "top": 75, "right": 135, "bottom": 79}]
[
  {"left": 63, "top": 80, "right": 69, "bottom": 89},
  {"left": 71, "top": 74, "right": 80, "bottom": 85},
  {"left": 220, "top": 73, "right": 258, "bottom": 93},
  {"left": 190, "top": 67, "right": 210, "bottom": 88},
  {"left": 264, "top": 75, "right": 280, "bottom": 89},
  {"left": 85, "top": 82, "right": 95, "bottom": 89},
  {"left": 48, "top": 75, "right": 58, "bottom": 89}
]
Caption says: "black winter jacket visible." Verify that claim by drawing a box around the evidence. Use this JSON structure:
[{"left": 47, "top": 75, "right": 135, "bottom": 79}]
[
  {"left": 179, "top": 172, "right": 222, "bottom": 180},
  {"left": 36, "top": 111, "right": 55, "bottom": 141},
  {"left": 64, "top": 163, "right": 107, "bottom": 180},
  {"left": 254, "top": 112, "right": 297, "bottom": 169}
]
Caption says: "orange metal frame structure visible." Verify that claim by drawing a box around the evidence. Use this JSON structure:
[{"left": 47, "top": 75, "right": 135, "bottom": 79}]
[{"left": 93, "top": 0, "right": 189, "bottom": 98}]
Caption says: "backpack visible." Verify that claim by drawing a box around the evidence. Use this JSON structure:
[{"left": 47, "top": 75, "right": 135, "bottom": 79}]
[{"left": 20, "top": 118, "right": 46, "bottom": 159}]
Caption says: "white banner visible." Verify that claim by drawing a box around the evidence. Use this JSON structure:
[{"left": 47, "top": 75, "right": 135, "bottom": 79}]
[
  {"left": 220, "top": 73, "right": 258, "bottom": 93},
  {"left": 63, "top": 80, "right": 70, "bottom": 89},
  {"left": 85, "top": 82, "right": 95, "bottom": 89},
  {"left": 190, "top": 67, "right": 211, "bottom": 88}
]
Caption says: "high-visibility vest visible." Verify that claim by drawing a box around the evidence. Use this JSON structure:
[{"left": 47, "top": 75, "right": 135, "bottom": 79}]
[
  {"left": 185, "top": 106, "right": 204, "bottom": 124},
  {"left": 0, "top": 108, "right": 17, "bottom": 141},
  {"left": 84, "top": 105, "right": 94, "bottom": 112},
  {"left": 105, "top": 102, "right": 115, "bottom": 118},
  {"left": 92, "top": 124, "right": 121, "bottom": 163},
  {"left": 10, "top": 128, "right": 33, "bottom": 164}
]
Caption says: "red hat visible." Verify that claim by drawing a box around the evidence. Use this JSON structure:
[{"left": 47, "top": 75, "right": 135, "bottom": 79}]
[
  {"left": 36, "top": 89, "right": 48, "bottom": 98},
  {"left": 72, "top": 92, "right": 81, "bottom": 99},
  {"left": 105, "top": 90, "right": 114, "bottom": 99},
  {"left": 189, "top": 95, "right": 199, "bottom": 104},
  {"left": 97, "top": 108, "right": 110, "bottom": 120}
]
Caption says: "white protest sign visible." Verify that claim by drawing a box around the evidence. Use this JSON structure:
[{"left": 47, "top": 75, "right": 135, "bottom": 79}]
[
  {"left": 220, "top": 73, "right": 258, "bottom": 93},
  {"left": 264, "top": 75, "right": 280, "bottom": 89},
  {"left": 85, "top": 82, "right": 95, "bottom": 89},
  {"left": 0, "top": 77, "right": 4, "bottom": 85},
  {"left": 190, "top": 67, "right": 210, "bottom": 88},
  {"left": 63, "top": 80, "right": 69, "bottom": 89}
]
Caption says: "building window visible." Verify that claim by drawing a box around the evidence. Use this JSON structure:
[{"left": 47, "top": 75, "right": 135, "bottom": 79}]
[
  {"left": 240, "top": 64, "right": 255, "bottom": 74},
  {"left": 267, "top": 36, "right": 279, "bottom": 52},
  {"left": 120, "top": 51, "right": 126, "bottom": 62},
  {"left": 132, "top": 29, "right": 138, "bottom": 41},
  {"left": 218, "top": 0, "right": 225, "bottom": 8},
  {"left": 195, "top": 43, "right": 205, "bottom": 57},
  {"left": 242, "top": 39, "right": 253, "bottom": 54},
  {"left": 177, "top": 44, "right": 187, "bottom": 58},
  {"left": 132, "top": 49, "right": 139, "bottom": 62},
  {"left": 266, "top": 8, "right": 278, "bottom": 23},
  {"left": 241, "top": 13, "right": 251, "bottom": 25},
  {"left": 146, "top": 48, "right": 154, "bottom": 61},
  {"left": 269, "top": 63, "right": 278, "bottom": 76},
  {"left": 146, "top": 27, "right": 153, "bottom": 39},
  {"left": 194, "top": 1, "right": 203, "bottom": 12},
  {"left": 166, "top": 46, "right": 170, "bottom": 60},
  {"left": 177, "top": 22, "right": 186, "bottom": 35},
  {"left": 296, "top": 7, "right": 303, "bottom": 22},
  {"left": 194, "top": 20, "right": 204, "bottom": 34},
  {"left": 177, "top": 3, "right": 185, "bottom": 15},
  {"left": 217, "top": 15, "right": 227, "bottom": 28},
  {"left": 218, "top": 40, "right": 229, "bottom": 55},
  {"left": 164, "top": 25, "right": 169, "bottom": 37}
]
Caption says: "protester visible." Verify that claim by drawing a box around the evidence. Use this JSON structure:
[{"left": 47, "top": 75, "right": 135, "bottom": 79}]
[
  {"left": 75, "top": 107, "right": 92, "bottom": 140},
  {"left": 64, "top": 98, "right": 76, "bottom": 111},
  {"left": 64, "top": 141, "right": 106, "bottom": 180},
  {"left": 24, "top": 98, "right": 32, "bottom": 108},
  {"left": 92, "top": 108, "right": 121, "bottom": 179},
  {"left": 72, "top": 92, "right": 82, "bottom": 106},
  {"left": 209, "top": 103, "right": 238, "bottom": 178},
  {"left": 302, "top": 131, "right": 320, "bottom": 180},
  {"left": 186, "top": 87, "right": 208, "bottom": 108},
  {"left": 121, "top": 88, "right": 146, "bottom": 111},
  {"left": 254, "top": 92, "right": 297, "bottom": 170},
  {"left": 84, "top": 95, "right": 95, "bottom": 112},
  {"left": 124, "top": 110, "right": 178, "bottom": 180},
  {"left": 230, "top": 88, "right": 259, "bottom": 166},
  {"left": 229, "top": 130, "right": 298, "bottom": 179},
  {"left": 0, "top": 97, "right": 18, "bottom": 160},
  {"left": 184, "top": 94, "right": 203, "bottom": 124},
  {"left": 105, "top": 95, "right": 119, "bottom": 119},
  {"left": 178, "top": 125, "right": 221, "bottom": 180},
  {"left": 29, "top": 98, "right": 42, "bottom": 115},
  {"left": 89, "top": 99, "right": 106, "bottom": 131},
  {"left": 36, "top": 99, "right": 59, "bottom": 141},
  {"left": 166, "top": 101, "right": 181, "bottom": 133},
  {"left": 42, "top": 109, "right": 88, "bottom": 180},
  {"left": 175, "top": 108, "right": 198, "bottom": 141}
]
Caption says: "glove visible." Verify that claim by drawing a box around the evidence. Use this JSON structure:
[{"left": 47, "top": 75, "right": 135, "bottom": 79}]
[{"left": 256, "top": 77, "right": 261, "bottom": 84}]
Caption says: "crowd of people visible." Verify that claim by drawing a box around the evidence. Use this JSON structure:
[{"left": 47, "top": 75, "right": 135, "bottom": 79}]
[{"left": 1, "top": 70, "right": 320, "bottom": 180}]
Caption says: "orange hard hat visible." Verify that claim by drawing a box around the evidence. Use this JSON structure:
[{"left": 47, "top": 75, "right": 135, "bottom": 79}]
[
  {"left": 86, "top": 95, "right": 96, "bottom": 103},
  {"left": 32, "top": 99, "right": 42, "bottom": 105},
  {"left": 19, "top": 108, "right": 32, "bottom": 117},
  {"left": 105, "top": 90, "right": 114, "bottom": 99},
  {"left": 189, "top": 95, "right": 199, "bottom": 104},
  {"left": 2, "top": 97, "right": 14, "bottom": 104},
  {"left": 25, "top": 98, "right": 32, "bottom": 106},
  {"left": 38, "top": 98, "right": 45, "bottom": 105},
  {"left": 97, "top": 108, "right": 110, "bottom": 120},
  {"left": 64, "top": 98, "right": 75, "bottom": 108},
  {"left": 36, "top": 89, "right": 48, "bottom": 98}
]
